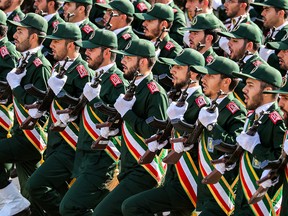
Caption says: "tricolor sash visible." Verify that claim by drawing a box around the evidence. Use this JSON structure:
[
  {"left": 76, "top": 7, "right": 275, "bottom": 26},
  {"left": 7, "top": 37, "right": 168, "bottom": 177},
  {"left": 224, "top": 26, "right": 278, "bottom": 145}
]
[
  {"left": 122, "top": 121, "right": 167, "bottom": 184},
  {"left": 0, "top": 104, "right": 13, "bottom": 132},
  {"left": 82, "top": 105, "right": 121, "bottom": 161},
  {"left": 13, "top": 97, "right": 47, "bottom": 153},
  {"left": 50, "top": 100, "right": 78, "bottom": 150}
]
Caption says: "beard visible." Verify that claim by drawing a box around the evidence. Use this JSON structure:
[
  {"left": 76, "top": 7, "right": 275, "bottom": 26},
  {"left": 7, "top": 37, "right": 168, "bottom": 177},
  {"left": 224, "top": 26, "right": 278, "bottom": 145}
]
[
  {"left": 0, "top": 0, "right": 12, "bottom": 11},
  {"left": 245, "top": 91, "right": 264, "bottom": 110},
  {"left": 144, "top": 24, "right": 161, "bottom": 41},
  {"left": 124, "top": 61, "right": 139, "bottom": 81},
  {"left": 88, "top": 53, "right": 104, "bottom": 70},
  {"left": 174, "top": 73, "right": 190, "bottom": 90}
]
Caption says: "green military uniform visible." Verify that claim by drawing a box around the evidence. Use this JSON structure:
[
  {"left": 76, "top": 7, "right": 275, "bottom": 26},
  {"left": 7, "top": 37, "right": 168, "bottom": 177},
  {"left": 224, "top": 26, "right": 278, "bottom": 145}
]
[
  {"left": 59, "top": 29, "right": 128, "bottom": 216},
  {"left": 6, "top": 7, "right": 24, "bottom": 41},
  {"left": 26, "top": 23, "right": 93, "bottom": 216},
  {"left": 89, "top": 0, "right": 108, "bottom": 27},
  {"left": 93, "top": 39, "right": 169, "bottom": 216},
  {"left": 203, "top": 47, "right": 218, "bottom": 63}
]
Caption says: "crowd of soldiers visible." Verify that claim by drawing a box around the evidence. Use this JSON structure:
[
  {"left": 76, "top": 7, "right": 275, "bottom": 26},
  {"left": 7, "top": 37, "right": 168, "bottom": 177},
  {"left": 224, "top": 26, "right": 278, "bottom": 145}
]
[{"left": 0, "top": 0, "right": 288, "bottom": 215}]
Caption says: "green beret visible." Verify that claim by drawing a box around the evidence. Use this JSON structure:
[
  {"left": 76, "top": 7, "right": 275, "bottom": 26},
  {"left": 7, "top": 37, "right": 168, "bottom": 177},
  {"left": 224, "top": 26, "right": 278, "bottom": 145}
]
[
  {"left": 251, "top": 0, "right": 288, "bottom": 10},
  {"left": 46, "top": 22, "right": 81, "bottom": 41},
  {"left": 134, "top": 3, "right": 174, "bottom": 22},
  {"left": 95, "top": 0, "right": 135, "bottom": 17}
]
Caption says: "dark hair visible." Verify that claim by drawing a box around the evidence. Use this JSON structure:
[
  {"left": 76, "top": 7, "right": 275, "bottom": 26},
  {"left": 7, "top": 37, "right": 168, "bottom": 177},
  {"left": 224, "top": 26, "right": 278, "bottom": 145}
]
[
  {"left": 101, "top": 47, "right": 117, "bottom": 62},
  {"left": 238, "top": 0, "right": 251, "bottom": 12},
  {"left": 274, "top": 8, "right": 288, "bottom": 19},
  {"left": 27, "top": 28, "right": 45, "bottom": 44},
  {"left": 243, "top": 38, "right": 261, "bottom": 52},
  {"left": 260, "top": 81, "right": 279, "bottom": 99},
  {"left": 75, "top": 2, "right": 92, "bottom": 17},
  {"left": 117, "top": 10, "right": 134, "bottom": 25},
  {"left": 47, "top": 0, "right": 62, "bottom": 11},
  {"left": 0, "top": 25, "right": 8, "bottom": 37},
  {"left": 158, "top": 19, "right": 173, "bottom": 30},
  {"left": 204, "top": 28, "right": 220, "bottom": 44},
  {"left": 220, "top": 74, "right": 239, "bottom": 91},
  {"left": 65, "top": 39, "right": 80, "bottom": 52},
  {"left": 137, "top": 56, "right": 156, "bottom": 69}
]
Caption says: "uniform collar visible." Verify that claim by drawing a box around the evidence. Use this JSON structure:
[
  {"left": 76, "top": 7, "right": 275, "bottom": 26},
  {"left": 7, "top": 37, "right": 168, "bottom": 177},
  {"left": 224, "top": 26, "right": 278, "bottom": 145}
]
[
  {"left": 135, "top": 73, "right": 150, "bottom": 86},
  {"left": 74, "top": 19, "right": 85, "bottom": 27},
  {"left": 96, "top": 62, "right": 115, "bottom": 73},
  {"left": 22, "top": 46, "right": 42, "bottom": 56},
  {"left": 57, "top": 54, "right": 80, "bottom": 71},
  {"left": 43, "top": 13, "right": 56, "bottom": 22},
  {"left": 113, "top": 26, "right": 130, "bottom": 35},
  {"left": 255, "top": 102, "right": 274, "bottom": 116},
  {"left": 186, "top": 85, "right": 201, "bottom": 98}
]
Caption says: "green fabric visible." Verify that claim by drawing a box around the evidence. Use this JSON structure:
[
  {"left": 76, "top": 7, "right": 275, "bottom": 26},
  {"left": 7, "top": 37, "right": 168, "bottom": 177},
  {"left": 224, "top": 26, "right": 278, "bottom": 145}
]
[
  {"left": 7, "top": 8, "right": 25, "bottom": 41},
  {"left": 46, "top": 22, "right": 81, "bottom": 40},
  {"left": 79, "top": 18, "right": 98, "bottom": 40},
  {"left": 134, "top": 3, "right": 174, "bottom": 22}
]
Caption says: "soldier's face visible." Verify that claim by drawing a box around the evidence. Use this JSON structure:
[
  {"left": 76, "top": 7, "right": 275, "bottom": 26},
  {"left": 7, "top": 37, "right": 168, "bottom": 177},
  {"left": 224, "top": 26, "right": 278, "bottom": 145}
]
[
  {"left": 121, "top": 55, "right": 140, "bottom": 80},
  {"left": 170, "top": 65, "right": 190, "bottom": 90},
  {"left": 277, "top": 49, "right": 288, "bottom": 70},
  {"left": 13, "top": 27, "right": 31, "bottom": 52},
  {"left": 243, "top": 78, "right": 264, "bottom": 110},
  {"left": 261, "top": 7, "right": 280, "bottom": 28},
  {"left": 228, "top": 38, "right": 246, "bottom": 61},
  {"left": 224, "top": 0, "right": 241, "bottom": 18},
  {"left": 50, "top": 39, "right": 69, "bottom": 61},
  {"left": 103, "top": 9, "right": 121, "bottom": 31},
  {"left": 0, "top": 0, "right": 12, "bottom": 11},
  {"left": 185, "top": 0, "right": 201, "bottom": 19},
  {"left": 201, "top": 73, "right": 224, "bottom": 99},
  {"left": 279, "top": 94, "right": 288, "bottom": 125},
  {"left": 63, "top": 2, "right": 79, "bottom": 22},
  {"left": 34, "top": 0, "right": 48, "bottom": 15},
  {"left": 188, "top": 31, "right": 205, "bottom": 51},
  {"left": 85, "top": 47, "right": 104, "bottom": 70},
  {"left": 142, "top": 19, "right": 161, "bottom": 40}
]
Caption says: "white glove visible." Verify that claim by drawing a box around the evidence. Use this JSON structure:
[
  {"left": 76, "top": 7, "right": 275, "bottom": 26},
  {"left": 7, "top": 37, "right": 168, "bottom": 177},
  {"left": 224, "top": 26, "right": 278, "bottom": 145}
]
[
  {"left": 236, "top": 131, "right": 260, "bottom": 154},
  {"left": 158, "top": 140, "right": 168, "bottom": 150},
  {"left": 59, "top": 113, "right": 76, "bottom": 125},
  {"left": 83, "top": 83, "right": 101, "bottom": 102},
  {"left": 148, "top": 140, "right": 159, "bottom": 152},
  {"left": 47, "top": 73, "right": 67, "bottom": 95},
  {"left": 28, "top": 108, "right": 45, "bottom": 119},
  {"left": 283, "top": 139, "right": 288, "bottom": 155},
  {"left": 198, "top": 106, "right": 219, "bottom": 128},
  {"left": 259, "top": 169, "right": 278, "bottom": 188},
  {"left": 100, "top": 127, "right": 119, "bottom": 139},
  {"left": 114, "top": 94, "right": 136, "bottom": 117},
  {"left": 173, "top": 142, "right": 193, "bottom": 153},
  {"left": 214, "top": 155, "right": 236, "bottom": 174},
  {"left": 167, "top": 101, "right": 188, "bottom": 120},
  {"left": 6, "top": 68, "right": 27, "bottom": 89}
]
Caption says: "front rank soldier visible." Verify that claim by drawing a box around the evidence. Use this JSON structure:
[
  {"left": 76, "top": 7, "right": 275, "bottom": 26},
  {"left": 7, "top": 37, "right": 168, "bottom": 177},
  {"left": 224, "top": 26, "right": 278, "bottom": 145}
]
[
  {"left": 0, "top": 13, "right": 51, "bottom": 216},
  {"left": 26, "top": 23, "right": 92, "bottom": 216},
  {"left": 232, "top": 64, "right": 285, "bottom": 215},
  {"left": 0, "top": 0, "right": 25, "bottom": 41},
  {"left": 135, "top": 3, "right": 182, "bottom": 87},
  {"left": 93, "top": 39, "right": 168, "bottom": 215},
  {"left": 59, "top": 28, "right": 128, "bottom": 216},
  {"left": 195, "top": 56, "right": 247, "bottom": 215},
  {"left": 122, "top": 48, "right": 209, "bottom": 216}
]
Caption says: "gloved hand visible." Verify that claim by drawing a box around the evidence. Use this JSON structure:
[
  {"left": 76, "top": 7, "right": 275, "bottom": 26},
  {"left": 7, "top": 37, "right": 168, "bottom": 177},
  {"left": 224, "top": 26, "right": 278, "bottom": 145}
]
[
  {"left": 100, "top": 127, "right": 119, "bottom": 139},
  {"left": 236, "top": 131, "right": 260, "bottom": 154},
  {"left": 214, "top": 155, "right": 236, "bottom": 174},
  {"left": 198, "top": 106, "right": 218, "bottom": 128},
  {"left": 283, "top": 139, "right": 288, "bottom": 155},
  {"left": 83, "top": 83, "right": 101, "bottom": 102},
  {"left": 259, "top": 169, "right": 278, "bottom": 188},
  {"left": 28, "top": 108, "right": 45, "bottom": 119},
  {"left": 47, "top": 73, "right": 67, "bottom": 95},
  {"left": 59, "top": 113, "right": 76, "bottom": 125},
  {"left": 173, "top": 142, "right": 193, "bottom": 153},
  {"left": 148, "top": 140, "right": 159, "bottom": 152},
  {"left": 114, "top": 94, "right": 136, "bottom": 117},
  {"left": 6, "top": 68, "right": 27, "bottom": 89},
  {"left": 167, "top": 101, "right": 188, "bottom": 120}
]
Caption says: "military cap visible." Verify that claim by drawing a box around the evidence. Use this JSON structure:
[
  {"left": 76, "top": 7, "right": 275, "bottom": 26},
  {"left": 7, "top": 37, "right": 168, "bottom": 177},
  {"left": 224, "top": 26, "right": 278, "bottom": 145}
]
[
  {"left": 46, "top": 23, "right": 81, "bottom": 41},
  {"left": 264, "top": 81, "right": 288, "bottom": 94},
  {"left": 134, "top": 3, "right": 174, "bottom": 22},
  {"left": 111, "top": 38, "right": 155, "bottom": 58},
  {"left": 8, "top": 13, "right": 47, "bottom": 36},
  {"left": 181, "top": 13, "right": 220, "bottom": 32},
  {"left": 266, "top": 36, "right": 288, "bottom": 50},
  {"left": 75, "top": 28, "right": 117, "bottom": 49},
  {"left": 218, "top": 23, "right": 262, "bottom": 43},
  {"left": 196, "top": 56, "right": 239, "bottom": 78},
  {"left": 64, "top": 0, "right": 92, "bottom": 4},
  {"left": 95, "top": 0, "right": 135, "bottom": 17},
  {"left": 251, "top": 0, "right": 288, "bottom": 10},
  {"left": 233, "top": 64, "right": 283, "bottom": 88},
  {"left": 0, "top": 10, "right": 6, "bottom": 25},
  {"left": 159, "top": 48, "right": 205, "bottom": 72}
]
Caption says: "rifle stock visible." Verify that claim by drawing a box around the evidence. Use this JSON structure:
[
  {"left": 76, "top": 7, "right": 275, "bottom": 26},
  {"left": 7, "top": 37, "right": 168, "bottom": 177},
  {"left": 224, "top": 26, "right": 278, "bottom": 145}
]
[{"left": 24, "top": 84, "right": 46, "bottom": 99}]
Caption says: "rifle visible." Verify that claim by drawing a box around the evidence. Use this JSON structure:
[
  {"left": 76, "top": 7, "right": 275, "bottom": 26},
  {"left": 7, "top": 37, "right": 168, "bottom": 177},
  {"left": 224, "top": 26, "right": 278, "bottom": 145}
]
[
  {"left": 20, "top": 57, "right": 70, "bottom": 130},
  {"left": 91, "top": 71, "right": 142, "bottom": 150},
  {"left": 163, "top": 90, "right": 225, "bottom": 164},
  {"left": 105, "top": 11, "right": 119, "bottom": 30},
  {"left": 138, "top": 79, "right": 194, "bottom": 164},
  {"left": 202, "top": 111, "right": 268, "bottom": 184},
  {"left": 248, "top": 151, "right": 287, "bottom": 204},
  {"left": 155, "top": 27, "right": 169, "bottom": 50}
]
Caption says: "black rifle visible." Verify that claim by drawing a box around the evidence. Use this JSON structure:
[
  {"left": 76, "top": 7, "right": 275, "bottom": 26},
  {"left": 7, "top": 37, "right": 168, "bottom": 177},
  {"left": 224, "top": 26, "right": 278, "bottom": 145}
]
[
  {"left": 105, "top": 11, "right": 119, "bottom": 30},
  {"left": 154, "top": 27, "right": 169, "bottom": 49}
]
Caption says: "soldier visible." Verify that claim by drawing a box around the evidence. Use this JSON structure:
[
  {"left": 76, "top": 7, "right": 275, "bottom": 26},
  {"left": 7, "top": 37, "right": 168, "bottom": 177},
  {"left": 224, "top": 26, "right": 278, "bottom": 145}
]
[
  {"left": 122, "top": 48, "right": 209, "bottom": 216},
  {"left": 135, "top": 3, "right": 182, "bottom": 87},
  {"left": 93, "top": 39, "right": 168, "bottom": 215},
  {"left": 194, "top": 56, "right": 247, "bottom": 215},
  {"left": 0, "top": 13, "right": 51, "bottom": 215},
  {"left": 0, "top": 0, "right": 25, "bottom": 41},
  {"left": 232, "top": 64, "right": 285, "bottom": 215},
  {"left": 59, "top": 28, "right": 128, "bottom": 216},
  {"left": 26, "top": 22, "right": 92, "bottom": 216},
  {"left": 95, "top": 0, "right": 139, "bottom": 70}
]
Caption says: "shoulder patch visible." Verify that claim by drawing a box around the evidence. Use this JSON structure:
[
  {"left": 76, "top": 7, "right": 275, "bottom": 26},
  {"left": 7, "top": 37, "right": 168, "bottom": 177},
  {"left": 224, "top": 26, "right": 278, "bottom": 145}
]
[
  {"left": 96, "top": 0, "right": 106, "bottom": 2},
  {"left": 173, "top": 8, "right": 178, "bottom": 13},
  {"left": 226, "top": 102, "right": 240, "bottom": 114},
  {"left": 33, "top": 58, "right": 43, "bottom": 67},
  {"left": 52, "top": 20, "right": 60, "bottom": 29},
  {"left": 136, "top": 2, "right": 148, "bottom": 12},
  {"left": 76, "top": 65, "right": 88, "bottom": 78},
  {"left": 206, "top": 55, "right": 214, "bottom": 64},
  {"left": 269, "top": 111, "right": 282, "bottom": 124},
  {"left": 82, "top": 25, "right": 94, "bottom": 34},
  {"left": 110, "top": 74, "right": 123, "bottom": 87},
  {"left": 122, "top": 33, "right": 131, "bottom": 40},
  {"left": 0, "top": 46, "right": 9, "bottom": 58},
  {"left": 252, "top": 60, "right": 262, "bottom": 67},
  {"left": 147, "top": 82, "right": 159, "bottom": 94},
  {"left": 247, "top": 110, "right": 254, "bottom": 117},
  {"left": 195, "top": 96, "right": 207, "bottom": 108},
  {"left": 164, "top": 41, "right": 175, "bottom": 51},
  {"left": 13, "top": 14, "right": 20, "bottom": 22}
]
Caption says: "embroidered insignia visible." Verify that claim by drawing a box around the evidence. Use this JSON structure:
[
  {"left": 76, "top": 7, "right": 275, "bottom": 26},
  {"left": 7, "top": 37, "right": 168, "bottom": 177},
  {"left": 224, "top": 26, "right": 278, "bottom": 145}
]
[
  {"left": 110, "top": 74, "right": 122, "bottom": 87},
  {"left": 226, "top": 102, "right": 240, "bottom": 114},
  {"left": 136, "top": 2, "right": 148, "bottom": 12},
  {"left": 147, "top": 82, "right": 159, "bottom": 94},
  {"left": 207, "top": 137, "right": 214, "bottom": 153},
  {"left": 52, "top": 20, "right": 60, "bottom": 29},
  {"left": 33, "top": 58, "right": 43, "bottom": 67},
  {"left": 252, "top": 157, "right": 261, "bottom": 169},
  {"left": 0, "top": 46, "right": 9, "bottom": 58},
  {"left": 164, "top": 41, "right": 175, "bottom": 51},
  {"left": 82, "top": 25, "right": 93, "bottom": 34},
  {"left": 122, "top": 33, "right": 131, "bottom": 40},
  {"left": 13, "top": 15, "right": 20, "bottom": 22},
  {"left": 195, "top": 96, "right": 207, "bottom": 108},
  {"left": 206, "top": 55, "right": 215, "bottom": 65},
  {"left": 269, "top": 111, "right": 282, "bottom": 124},
  {"left": 173, "top": 8, "right": 178, "bottom": 13},
  {"left": 96, "top": 0, "right": 105, "bottom": 2},
  {"left": 247, "top": 110, "right": 254, "bottom": 117},
  {"left": 252, "top": 60, "right": 262, "bottom": 67},
  {"left": 76, "top": 65, "right": 88, "bottom": 78}
]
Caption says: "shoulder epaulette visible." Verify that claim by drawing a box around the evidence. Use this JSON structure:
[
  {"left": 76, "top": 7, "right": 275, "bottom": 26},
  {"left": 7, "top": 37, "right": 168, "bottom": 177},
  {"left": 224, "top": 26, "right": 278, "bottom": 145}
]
[
  {"left": 269, "top": 111, "right": 283, "bottom": 124},
  {"left": 136, "top": 2, "right": 148, "bottom": 12},
  {"left": 96, "top": 0, "right": 106, "bottom": 2},
  {"left": 82, "top": 24, "right": 94, "bottom": 34},
  {"left": 110, "top": 74, "right": 123, "bottom": 87},
  {"left": 147, "top": 81, "right": 159, "bottom": 94},
  {"left": 33, "top": 58, "right": 43, "bottom": 67},
  {"left": 76, "top": 65, "right": 88, "bottom": 78},
  {"left": 13, "top": 14, "right": 20, "bottom": 22},
  {"left": 195, "top": 96, "right": 207, "bottom": 108},
  {"left": 226, "top": 101, "right": 240, "bottom": 114},
  {"left": 0, "top": 46, "right": 9, "bottom": 58},
  {"left": 52, "top": 20, "right": 60, "bottom": 29},
  {"left": 122, "top": 33, "right": 132, "bottom": 40},
  {"left": 206, "top": 55, "right": 214, "bottom": 64},
  {"left": 252, "top": 60, "right": 262, "bottom": 67},
  {"left": 173, "top": 8, "right": 178, "bottom": 13},
  {"left": 164, "top": 41, "right": 175, "bottom": 51}
]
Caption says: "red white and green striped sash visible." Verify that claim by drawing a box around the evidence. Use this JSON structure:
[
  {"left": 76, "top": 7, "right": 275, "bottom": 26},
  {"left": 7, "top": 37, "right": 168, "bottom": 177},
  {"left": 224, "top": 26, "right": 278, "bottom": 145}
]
[{"left": 0, "top": 104, "right": 13, "bottom": 132}]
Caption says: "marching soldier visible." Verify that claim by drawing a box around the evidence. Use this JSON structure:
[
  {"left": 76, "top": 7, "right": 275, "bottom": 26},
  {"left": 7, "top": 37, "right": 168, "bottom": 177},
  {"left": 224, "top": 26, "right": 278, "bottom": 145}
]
[
  {"left": 93, "top": 39, "right": 168, "bottom": 215},
  {"left": 59, "top": 28, "right": 128, "bottom": 215},
  {"left": 0, "top": 13, "right": 51, "bottom": 215},
  {"left": 26, "top": 22, "right": 92, "bottom": 216}
]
